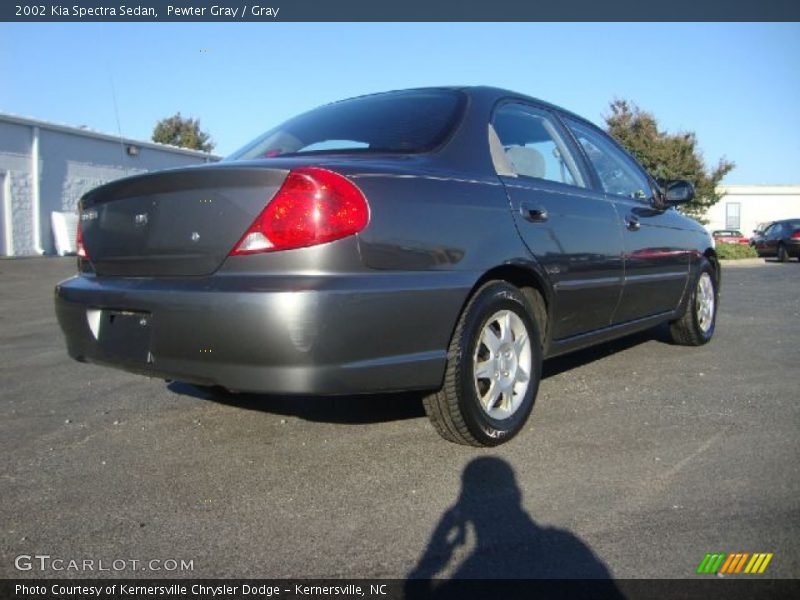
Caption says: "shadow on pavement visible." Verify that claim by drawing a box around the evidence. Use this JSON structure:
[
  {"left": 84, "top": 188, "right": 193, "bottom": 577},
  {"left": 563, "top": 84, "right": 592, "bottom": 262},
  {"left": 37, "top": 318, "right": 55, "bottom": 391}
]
[
  {"left": 168, "top": 381, "right": 426, "bottom": 424},
  {"left": 405, "top": 457, "right": 624, "bottom": 598},
  {"left": 171, "top": 326, "right": 667, "bottom": 425}
]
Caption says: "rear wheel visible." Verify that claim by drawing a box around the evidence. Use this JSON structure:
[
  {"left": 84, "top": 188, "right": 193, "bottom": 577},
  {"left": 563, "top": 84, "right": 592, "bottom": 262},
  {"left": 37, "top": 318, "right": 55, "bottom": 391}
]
[
  {"left": 423, "top": 281, "right": 542, "bottom": 446},
  {"left": 669, "top": 259, "right": 718, "bottom": 346},
  {"left": 777, "top": 243, "right": 788, "bottom": 262}
]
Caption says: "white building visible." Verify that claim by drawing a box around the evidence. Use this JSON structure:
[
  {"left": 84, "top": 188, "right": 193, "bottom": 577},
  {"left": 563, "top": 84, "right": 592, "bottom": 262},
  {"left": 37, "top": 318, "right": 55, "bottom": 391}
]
[
  {"left": 707, "top": 185, "right": 800, "bottom": 236},
  {"left": 0, "top": 113, "right": 219, "bottom": 257}
]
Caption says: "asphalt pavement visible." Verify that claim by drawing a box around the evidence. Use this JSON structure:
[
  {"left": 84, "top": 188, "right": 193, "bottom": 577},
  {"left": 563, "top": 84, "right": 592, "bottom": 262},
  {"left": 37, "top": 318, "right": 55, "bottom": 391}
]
[{"left": 1, "top": 257, "right": 798, "bottom": 581}]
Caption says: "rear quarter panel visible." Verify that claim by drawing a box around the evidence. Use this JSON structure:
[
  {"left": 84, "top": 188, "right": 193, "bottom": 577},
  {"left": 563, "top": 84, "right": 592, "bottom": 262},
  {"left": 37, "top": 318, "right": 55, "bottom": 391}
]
[{"left": 347, "top": 169, "right": 531, "bottom": 273}]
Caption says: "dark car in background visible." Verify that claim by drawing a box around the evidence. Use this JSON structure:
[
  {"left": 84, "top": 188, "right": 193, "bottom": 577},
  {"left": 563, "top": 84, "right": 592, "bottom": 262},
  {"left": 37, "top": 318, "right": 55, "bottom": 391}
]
[
  {"left": 752, "top": 218, "right": 800, "bottom": 261},
  {"left": 712, "top": 230, "right": 749, "bottom": 245},
  {"left": 55, "top": 87, "right": 719, "bottom": 446}
]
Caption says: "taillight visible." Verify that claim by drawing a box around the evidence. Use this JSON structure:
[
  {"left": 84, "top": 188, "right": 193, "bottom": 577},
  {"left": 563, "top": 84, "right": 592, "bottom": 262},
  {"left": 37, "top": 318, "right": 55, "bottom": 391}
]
[
  {"left": 76, "top": 220, "right": 88, "bottom": 258},
  {"left": 791, "top": 230, "right": 800, "bottom": 239},
  {"left": 230, "top": 167, "right": 369, "bottom": 255}
]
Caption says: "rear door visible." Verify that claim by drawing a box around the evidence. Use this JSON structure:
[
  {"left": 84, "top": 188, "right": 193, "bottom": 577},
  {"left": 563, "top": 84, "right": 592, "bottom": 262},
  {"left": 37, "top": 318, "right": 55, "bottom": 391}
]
[
  {"left": 492, "top": 102, "right": 624, "bottom": 340},
  {"left": 561, "top": 118, "right": 692, "bottom": 323}
]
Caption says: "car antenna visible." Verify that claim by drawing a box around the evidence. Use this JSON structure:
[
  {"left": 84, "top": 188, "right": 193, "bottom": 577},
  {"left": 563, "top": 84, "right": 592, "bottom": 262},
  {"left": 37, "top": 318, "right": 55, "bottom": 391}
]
[
  {"left": 102, "top": 20, "right": 130, "bottom": 177},
  {"left": 109, "top": 72, "right": 130, "bottom": 176}
]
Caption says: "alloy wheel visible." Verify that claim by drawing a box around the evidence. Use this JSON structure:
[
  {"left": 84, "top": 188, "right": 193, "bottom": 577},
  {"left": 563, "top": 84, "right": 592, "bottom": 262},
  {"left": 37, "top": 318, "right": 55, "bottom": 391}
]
[
  {"left": 473, "top": 310, "right": 533, "bottom": 420},
  {"left": 696, "top": 272, "right": 715, "bottom": 333}
]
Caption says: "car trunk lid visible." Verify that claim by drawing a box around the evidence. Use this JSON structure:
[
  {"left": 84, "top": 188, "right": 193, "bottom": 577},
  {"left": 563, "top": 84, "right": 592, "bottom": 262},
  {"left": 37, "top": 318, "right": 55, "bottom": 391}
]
[{"left": 80, "top": 165, "right": 288, "bottom": 276}]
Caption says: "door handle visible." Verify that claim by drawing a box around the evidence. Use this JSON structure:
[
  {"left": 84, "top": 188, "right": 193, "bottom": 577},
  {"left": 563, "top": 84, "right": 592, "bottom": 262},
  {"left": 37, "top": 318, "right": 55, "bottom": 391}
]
[
  {"left": 521, "top": 203, "right": 548, "bottom": 223},
  {"left": 625, "top": 216, "right": 641, "bottom": 231}
]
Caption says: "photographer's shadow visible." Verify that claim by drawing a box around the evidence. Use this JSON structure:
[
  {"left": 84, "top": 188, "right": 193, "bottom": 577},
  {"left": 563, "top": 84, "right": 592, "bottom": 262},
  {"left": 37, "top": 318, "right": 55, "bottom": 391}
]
[{"left": 406, "top": 457, "right": 623, "bottom": 598}]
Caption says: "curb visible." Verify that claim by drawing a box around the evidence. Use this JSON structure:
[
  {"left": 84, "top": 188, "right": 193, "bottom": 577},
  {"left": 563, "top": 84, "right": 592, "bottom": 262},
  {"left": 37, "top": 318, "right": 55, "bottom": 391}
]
[{"left": 719, "top": 258, "right": 768, "bottom": 267}]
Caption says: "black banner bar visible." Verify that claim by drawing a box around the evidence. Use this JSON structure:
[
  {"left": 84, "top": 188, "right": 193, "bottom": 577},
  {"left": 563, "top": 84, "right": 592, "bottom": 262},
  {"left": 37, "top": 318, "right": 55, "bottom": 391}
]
[
  {"left": 2, "top": 0, "right": 800, "bottom": 22},
  {"left": 2, "top": 579, "right": 800, "bottom": 600}
]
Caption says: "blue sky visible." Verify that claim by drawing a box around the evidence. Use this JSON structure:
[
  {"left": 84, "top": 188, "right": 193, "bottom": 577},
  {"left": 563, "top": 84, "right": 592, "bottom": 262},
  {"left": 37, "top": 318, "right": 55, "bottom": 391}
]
[{"left": 2, "top": 22, "right": 798, "bottom": 183}]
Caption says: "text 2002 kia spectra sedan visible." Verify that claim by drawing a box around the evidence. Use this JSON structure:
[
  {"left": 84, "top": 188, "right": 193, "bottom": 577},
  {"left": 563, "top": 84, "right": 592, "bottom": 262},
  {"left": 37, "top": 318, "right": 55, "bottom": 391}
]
[{"left": 55, "top": 87, "right": 719, "bottom": 446}]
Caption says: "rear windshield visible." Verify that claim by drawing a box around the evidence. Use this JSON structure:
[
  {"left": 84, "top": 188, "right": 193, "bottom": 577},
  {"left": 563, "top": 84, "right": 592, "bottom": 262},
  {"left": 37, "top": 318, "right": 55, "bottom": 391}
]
[{"left": 227, "top": 89, "right": 465, "bottom": 160}]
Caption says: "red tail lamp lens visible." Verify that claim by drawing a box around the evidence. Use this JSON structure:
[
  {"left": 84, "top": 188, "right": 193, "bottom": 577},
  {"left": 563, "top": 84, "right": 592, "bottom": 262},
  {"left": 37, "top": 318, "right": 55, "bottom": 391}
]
[
  {"left": 230, "top": 167, "right": 369, "bottom": 255},
  {"left": 76, "top": 220, "right": 88, "bottom": 258}
]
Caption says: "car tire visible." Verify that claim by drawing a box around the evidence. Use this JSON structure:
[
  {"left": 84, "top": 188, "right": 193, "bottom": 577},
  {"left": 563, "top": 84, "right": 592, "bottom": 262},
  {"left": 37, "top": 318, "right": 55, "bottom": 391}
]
[
  {"left": 777, "top": 244, "right": 788, "bottom": 262},
  {"left": 669, "top": 259, "right": 718, "bottom": 346},
  {"left": 423, "top": 281, "right": 542, "bottom": 446}
]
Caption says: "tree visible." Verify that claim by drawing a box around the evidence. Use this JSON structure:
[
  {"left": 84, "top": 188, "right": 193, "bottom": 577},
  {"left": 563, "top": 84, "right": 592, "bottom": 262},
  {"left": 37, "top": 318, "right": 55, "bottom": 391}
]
[
  {"left": 604, "top": 99, "right": 734, "bottom": 222},
  {"left": 152, "top": 113, "right": 215, "bottom": 152}
]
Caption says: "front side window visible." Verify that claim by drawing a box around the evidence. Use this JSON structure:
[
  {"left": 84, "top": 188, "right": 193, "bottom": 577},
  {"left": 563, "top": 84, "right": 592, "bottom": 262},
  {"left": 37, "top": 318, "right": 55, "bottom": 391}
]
[
  {"left": 565, "top": 119, "right": 652, "bottom": 201},
  {"left": 492, "top": 103, "right": 585, "bottom": 188},
  {"left": 228, "top": 89, "right": 466, "bottom": 160}
]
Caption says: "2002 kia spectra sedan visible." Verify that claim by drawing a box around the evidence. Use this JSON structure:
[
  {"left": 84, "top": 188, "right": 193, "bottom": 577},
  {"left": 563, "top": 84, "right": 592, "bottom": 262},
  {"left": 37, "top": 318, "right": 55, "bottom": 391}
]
[{"left": 55, "top": 87, "right": 719, "bottom": 446}]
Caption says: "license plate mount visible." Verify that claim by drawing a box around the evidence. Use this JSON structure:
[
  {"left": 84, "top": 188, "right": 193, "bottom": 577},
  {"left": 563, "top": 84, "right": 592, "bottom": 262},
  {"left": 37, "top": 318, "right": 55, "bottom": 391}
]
[{"left": 99, "top": 310, "right": 152, "bottom": 363}]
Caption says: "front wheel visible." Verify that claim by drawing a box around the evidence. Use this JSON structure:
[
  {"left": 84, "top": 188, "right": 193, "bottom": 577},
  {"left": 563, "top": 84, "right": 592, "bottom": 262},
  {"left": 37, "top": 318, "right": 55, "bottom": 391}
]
[
  {"left": 423, "top": 281, "right": 542, "bottom": 446},
  {"left": 668, "top": 259, "right": 718, "bottom": 346},
  {"left": 777, "top": 244, "right": 788, "bottom": 262}
]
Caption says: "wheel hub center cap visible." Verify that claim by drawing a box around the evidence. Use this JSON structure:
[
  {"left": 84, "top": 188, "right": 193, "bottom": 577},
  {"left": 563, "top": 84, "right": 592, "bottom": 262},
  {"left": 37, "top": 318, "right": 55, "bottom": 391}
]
[{"left": 496, "top": 343, "right": 517, "bottom": 383}]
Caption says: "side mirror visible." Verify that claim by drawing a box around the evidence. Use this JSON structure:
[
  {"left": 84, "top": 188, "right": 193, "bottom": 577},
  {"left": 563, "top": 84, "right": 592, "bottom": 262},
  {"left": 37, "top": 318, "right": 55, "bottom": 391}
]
[{"left": 664, "top": 180, "right": 695, "bottom": 204}]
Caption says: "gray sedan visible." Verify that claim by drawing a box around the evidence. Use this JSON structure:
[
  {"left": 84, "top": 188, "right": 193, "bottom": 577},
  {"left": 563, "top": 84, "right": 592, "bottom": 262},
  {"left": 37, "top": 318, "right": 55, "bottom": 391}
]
[{"left": 55, "top": 87, "right": 719, "bottom": 446}]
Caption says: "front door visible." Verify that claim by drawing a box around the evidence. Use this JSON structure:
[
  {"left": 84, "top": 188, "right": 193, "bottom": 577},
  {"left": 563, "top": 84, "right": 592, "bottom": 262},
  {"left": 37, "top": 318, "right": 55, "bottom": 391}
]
[
  {"left": 562, "top": 118, "right": 691, "bottom": 323},
  {"left": 757, "top": 222, "right": 782, "bottom": 257}
]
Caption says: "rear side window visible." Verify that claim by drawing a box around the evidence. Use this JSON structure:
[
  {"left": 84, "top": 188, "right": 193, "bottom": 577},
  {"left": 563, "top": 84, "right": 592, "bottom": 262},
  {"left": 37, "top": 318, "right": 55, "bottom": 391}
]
[
  {"left": 492, "top": 103, "right": 585, "bottom": 188},
  {"left": 228, "top": 89, "right": 466, "bottom": 160}
]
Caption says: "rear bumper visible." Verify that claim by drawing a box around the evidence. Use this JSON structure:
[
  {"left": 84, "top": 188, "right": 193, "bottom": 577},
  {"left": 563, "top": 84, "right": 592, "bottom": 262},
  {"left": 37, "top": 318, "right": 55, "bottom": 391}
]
[{"left": 55, "top": 272, "right": 473, "bottom": 394}]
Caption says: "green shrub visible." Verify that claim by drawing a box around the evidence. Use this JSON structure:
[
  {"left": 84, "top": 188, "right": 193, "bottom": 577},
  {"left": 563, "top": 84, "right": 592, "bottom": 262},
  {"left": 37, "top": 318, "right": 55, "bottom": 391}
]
[{"left": 716, "top": 242, "right": 758, "bottom": 260}]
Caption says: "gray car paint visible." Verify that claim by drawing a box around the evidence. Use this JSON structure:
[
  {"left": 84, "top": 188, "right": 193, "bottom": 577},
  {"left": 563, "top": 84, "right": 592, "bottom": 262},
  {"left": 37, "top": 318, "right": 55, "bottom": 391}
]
[{"left": 55, "top": 86, "right": 716, "bottom": 395}]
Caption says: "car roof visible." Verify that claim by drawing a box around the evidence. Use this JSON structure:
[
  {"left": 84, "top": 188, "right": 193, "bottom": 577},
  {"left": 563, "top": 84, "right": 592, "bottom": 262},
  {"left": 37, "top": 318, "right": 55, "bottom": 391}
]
[
  {"left": 297, "top": 86, "right": 614, "bottom": 176},
  {"left": 462, "top": 86, "right": 586, "bottom": 114},
  {"left": 327, "top": 86, "right": 596, "bottom": 130}
]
